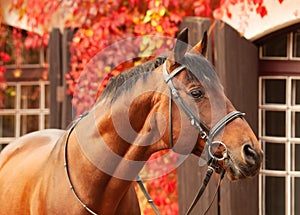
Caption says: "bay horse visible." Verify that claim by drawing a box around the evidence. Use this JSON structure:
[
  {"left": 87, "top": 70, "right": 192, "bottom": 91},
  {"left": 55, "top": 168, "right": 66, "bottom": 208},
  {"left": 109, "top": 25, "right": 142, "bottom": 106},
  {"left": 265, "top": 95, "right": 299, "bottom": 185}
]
[{"left": 0, "top": 28, "right": 263, "bottom": 215}]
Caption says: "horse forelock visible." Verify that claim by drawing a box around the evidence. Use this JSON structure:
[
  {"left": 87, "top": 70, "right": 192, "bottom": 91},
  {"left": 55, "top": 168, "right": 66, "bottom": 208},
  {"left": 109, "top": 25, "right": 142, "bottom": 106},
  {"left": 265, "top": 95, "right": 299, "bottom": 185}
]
[{"left": 180, "top": 53, "right": 222, "bottom": 90}]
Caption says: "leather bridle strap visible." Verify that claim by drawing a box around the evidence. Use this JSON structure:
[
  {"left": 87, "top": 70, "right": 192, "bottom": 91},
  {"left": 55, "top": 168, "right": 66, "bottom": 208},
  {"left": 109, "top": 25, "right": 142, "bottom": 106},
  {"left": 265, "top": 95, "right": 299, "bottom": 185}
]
[
  {"left": 185, "top": 159, "right": 225, "bottom": 215},
  {"left": 206, "top": 111, "right": 245, "bottom": 161},
  {"left": 168, "top": 88, "right": 174, "bottom": 148},
  {"left": 163, "top": 63, "right": 209, "bottom": 142},
  {"left": 136, "top": 176, "right": 161, "bottom": 215},
  {"left": 207, "top": 111, "right": 245, "bottom": 144}
]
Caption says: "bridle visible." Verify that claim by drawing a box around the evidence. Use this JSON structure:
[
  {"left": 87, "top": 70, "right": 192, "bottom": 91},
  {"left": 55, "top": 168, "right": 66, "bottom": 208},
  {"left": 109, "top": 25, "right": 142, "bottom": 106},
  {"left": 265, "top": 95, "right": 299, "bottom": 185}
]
[
  {"left": 63, "top": 61, "right": 245, "bottom": 215},
  {"left": 162, "top": 62, "right": 245, "bottom": 161},
  {"left": 162, "top": 61, "right": 245, "bottom": 215}
]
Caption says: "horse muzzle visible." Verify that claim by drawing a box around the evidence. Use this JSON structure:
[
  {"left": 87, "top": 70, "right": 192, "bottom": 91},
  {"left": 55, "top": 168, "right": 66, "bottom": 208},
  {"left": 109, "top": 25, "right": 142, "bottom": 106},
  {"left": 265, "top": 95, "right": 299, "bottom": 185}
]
[{"left": 224, "top": 143, "right": 263, "bottom": 180}]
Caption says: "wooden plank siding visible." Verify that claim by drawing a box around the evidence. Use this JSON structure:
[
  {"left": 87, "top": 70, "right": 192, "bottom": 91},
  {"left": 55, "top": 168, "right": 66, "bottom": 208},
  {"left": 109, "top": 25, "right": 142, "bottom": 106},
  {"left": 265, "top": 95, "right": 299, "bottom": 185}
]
[
  {"left": 178, "top": 18, "right": 259, "bottom": 215},
  {"left": 49, "top": 29, "right": 63, "bottom": 129},
  {"left": 49, "top": 28, "right": 73, "bottom": 129},
  {"left": 61, "top": 28, "right": 75, "bottom": 128}
]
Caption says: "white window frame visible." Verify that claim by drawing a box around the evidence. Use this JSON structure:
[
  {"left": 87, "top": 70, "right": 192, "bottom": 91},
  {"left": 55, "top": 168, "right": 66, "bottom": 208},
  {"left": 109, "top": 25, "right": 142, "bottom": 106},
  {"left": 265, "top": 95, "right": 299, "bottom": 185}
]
[{"left": 0, "top": 81, "right": 50, "bottom": 146}]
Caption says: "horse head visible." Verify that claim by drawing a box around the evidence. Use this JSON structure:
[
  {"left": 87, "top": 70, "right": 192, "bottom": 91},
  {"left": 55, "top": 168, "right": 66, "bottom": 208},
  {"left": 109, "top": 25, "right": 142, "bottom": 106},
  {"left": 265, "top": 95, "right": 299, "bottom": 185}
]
[{"left": 161, "top": 28, "right": 263, "bottom": 180}]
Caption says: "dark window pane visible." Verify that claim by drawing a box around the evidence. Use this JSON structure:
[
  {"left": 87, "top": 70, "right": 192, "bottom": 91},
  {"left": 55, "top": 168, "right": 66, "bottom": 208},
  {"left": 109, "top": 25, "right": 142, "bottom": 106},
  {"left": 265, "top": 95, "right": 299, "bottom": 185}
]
[
  {"left": 265, "top": 177, "right": 285, "bottom": 215},
  {"left": 265, "top": 111, "right": 285, "bottom": 137},
  {"left": 21, "top": 85, "right": 40, "bottom": 109},
  {"left": 44, "top": 47, "right": 49, "bottom": 64},
  {"left": 265, "top": 142, "right": 285, "bottom": 170},
  {"left": 0, "top": 115, "right": 15, "bottom": 137},
  {"left": 262, "top": 34, "right": 288, "bottom": 57},
  {"left": 0, "top": 144, "right": 8, "bottom": 151},
  {"left": 293, "top": 31, "right": 300, "bottom": 58},
  {"left": 295, "top": 144, "right": 300, "bottom": 171},
  {"left": 293, "top": 112, "right": 300, "bottom": 138},
  {"left": 293, "top": 80, "right": 300, "bottom": 105},
  {"left": 45, "top": 115, "right": 50, "bottom": 129},
  {"left": 20, "top": 115, "right": 39, "bottom": 135},
  {"left": 4, "top": 86, "right": 16, "bottom": 109},
  {"left": 23, "top": 48, "right": 40, "bottom": 64},
  {"left": 264, "top": 79, "right": 286, "bottom": 104},
  {"left": 45, "top": 85, "right": 50, "bottom": 108}
]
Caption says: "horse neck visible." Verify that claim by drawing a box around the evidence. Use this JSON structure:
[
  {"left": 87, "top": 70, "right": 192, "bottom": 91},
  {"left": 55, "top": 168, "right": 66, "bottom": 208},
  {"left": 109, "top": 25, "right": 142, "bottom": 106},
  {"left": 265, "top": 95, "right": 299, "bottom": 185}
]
[{"left": 65, "top": 70, "right": 168, "bottom": 207}]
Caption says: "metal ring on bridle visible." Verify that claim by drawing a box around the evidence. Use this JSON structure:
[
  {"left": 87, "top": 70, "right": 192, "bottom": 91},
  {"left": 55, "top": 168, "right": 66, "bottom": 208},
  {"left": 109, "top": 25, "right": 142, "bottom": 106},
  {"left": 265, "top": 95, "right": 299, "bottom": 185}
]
[{"left": 208, "top": 141, "right": 228, "bottom": 161}]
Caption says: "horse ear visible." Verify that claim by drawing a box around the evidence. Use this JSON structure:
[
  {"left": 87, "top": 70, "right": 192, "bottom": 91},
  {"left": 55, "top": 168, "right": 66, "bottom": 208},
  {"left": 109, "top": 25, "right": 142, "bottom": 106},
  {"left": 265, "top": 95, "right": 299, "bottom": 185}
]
[
  {"left": 190, "top": 31, "right": 208, "bottom": 57},
  {"left": 173, "top": 27, "right": 189, "bottom": 62}
]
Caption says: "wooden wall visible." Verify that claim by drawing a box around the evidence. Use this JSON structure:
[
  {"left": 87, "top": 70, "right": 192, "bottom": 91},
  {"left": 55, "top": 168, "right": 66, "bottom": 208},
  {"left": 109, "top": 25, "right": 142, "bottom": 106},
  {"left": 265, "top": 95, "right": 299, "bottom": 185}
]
[{"left": 178, "top": 17, "right": 259, "bottom": 215}]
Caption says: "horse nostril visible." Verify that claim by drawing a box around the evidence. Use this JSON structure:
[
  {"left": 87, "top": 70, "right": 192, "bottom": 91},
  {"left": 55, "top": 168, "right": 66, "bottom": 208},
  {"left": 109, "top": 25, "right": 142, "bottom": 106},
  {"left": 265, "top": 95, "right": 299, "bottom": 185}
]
[{"left": 242, "top": 143, "right": 257, "bottom": 166}]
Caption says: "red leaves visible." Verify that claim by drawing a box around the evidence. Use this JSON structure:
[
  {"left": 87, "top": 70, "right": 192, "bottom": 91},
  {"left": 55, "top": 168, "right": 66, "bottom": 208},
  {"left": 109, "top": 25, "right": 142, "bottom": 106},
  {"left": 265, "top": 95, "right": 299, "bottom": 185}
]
[
  {"left": 0, "top": 52, "right": 11, "bottom": 63},
  {"left": 24, "top": 32, "right": 49, "bottom": 49},
  {"left": 0, "top": 50, "right": 9, "bottom": 108},
  {"left": 253, "top": 0, "right": 263, "bottom": 5},
  {"left": 213, "top": 0, "right": 269, "bottom": 20},
  {"left": 10, "top": 0, "right": 59, "bottom": 29},
  {"left": 252, "top": 0, "right": 268, "bottom": 18},
  {"left": 193, "top": 0, "right": 212, "bottom": 17},
  {"left": 142, "top": 151, "right": 179, "bottom": 214},
  {"left": 256, "top": 4, "right": 267, "bottom": 18},
  {"left": 12, "top": 28, "right": 22, "bottom": 66}
]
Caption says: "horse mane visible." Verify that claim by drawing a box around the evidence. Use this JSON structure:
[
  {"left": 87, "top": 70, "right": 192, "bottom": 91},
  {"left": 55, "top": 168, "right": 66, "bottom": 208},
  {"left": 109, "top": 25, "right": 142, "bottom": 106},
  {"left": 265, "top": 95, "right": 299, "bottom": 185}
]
[
  {"left": 97, "top": 56, "right": 167, "bottom": 103},
  {"left": 97, "top": 53, "right": 221, "bottom": 104}
]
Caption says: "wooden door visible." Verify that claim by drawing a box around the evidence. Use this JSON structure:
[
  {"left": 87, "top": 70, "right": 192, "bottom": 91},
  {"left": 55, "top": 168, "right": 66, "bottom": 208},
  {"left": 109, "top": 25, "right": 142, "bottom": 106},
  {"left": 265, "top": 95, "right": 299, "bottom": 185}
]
[{"left": 178, "top": 17, "right": 259, "bottom": 215}]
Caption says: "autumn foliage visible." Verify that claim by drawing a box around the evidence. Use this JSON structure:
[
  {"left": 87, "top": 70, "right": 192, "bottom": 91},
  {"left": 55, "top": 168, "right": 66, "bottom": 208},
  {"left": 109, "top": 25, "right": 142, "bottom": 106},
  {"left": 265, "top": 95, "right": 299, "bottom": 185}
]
[{"left": 1, "top": 0, "right": 284, "bottom": 214}]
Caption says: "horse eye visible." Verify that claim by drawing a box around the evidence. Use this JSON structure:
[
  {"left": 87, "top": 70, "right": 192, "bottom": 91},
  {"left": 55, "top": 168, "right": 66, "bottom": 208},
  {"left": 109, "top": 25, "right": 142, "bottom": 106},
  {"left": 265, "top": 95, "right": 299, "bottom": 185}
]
[{"left": 189, "top": 89, "right": 205, "bottom": 99}]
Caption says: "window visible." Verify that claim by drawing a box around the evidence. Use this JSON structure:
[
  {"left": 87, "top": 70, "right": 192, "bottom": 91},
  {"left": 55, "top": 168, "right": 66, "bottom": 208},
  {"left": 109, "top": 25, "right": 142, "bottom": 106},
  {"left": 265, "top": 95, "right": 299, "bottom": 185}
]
[
  {"left": 0, "top": 81, "right": 50, "bottom": 150},
  {"left": 260, "top": 30, "right": 300, "bottom": 60},
  {"left": 259, "top": 76, "right": 300, "bottom": 215}
]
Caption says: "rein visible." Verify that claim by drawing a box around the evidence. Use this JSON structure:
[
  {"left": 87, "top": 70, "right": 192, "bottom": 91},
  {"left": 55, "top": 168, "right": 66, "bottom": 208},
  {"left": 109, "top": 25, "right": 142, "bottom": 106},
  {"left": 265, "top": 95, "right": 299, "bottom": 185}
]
[{"left": 63, "top": 61, "right": 245, "bottom": 215}]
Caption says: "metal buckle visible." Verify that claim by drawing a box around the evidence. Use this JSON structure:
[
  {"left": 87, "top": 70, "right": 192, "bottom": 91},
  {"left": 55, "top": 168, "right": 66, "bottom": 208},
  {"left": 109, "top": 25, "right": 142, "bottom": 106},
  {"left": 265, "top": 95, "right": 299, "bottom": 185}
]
[
  {"left": 208, "top": 141, "right": 228, "bottom": 161},
  {"left": 200, "top": 131, "right": 208, "bottom": 140}
]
